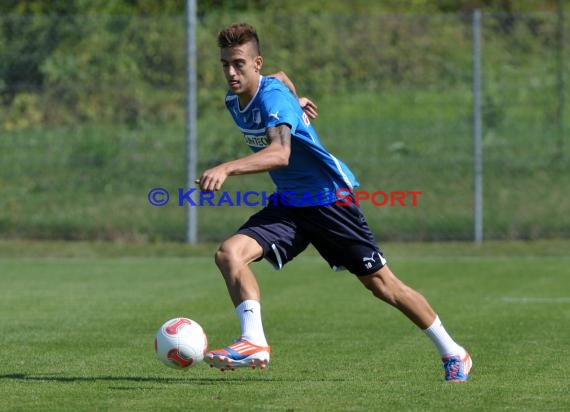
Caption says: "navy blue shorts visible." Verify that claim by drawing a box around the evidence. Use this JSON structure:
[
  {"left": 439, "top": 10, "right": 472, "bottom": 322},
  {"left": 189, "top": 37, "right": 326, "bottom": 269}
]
[{"left": 237, "top": 195, "right": 386, "bottom": 276}]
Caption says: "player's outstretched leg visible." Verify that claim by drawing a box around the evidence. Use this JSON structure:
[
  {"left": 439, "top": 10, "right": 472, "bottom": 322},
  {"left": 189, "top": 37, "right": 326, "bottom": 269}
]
[{"left": 359, "top": 264, "right": 472, "bottom": 381}]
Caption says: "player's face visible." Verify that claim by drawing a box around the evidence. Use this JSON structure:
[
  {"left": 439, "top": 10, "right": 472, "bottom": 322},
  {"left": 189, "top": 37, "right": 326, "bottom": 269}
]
[{"left": 220, "top": 42, "right": 262, "bottom": 104}]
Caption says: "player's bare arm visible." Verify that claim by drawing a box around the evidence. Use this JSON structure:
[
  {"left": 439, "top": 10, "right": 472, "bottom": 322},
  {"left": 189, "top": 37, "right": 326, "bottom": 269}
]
[{"left": 196, "top": 124, "right": 291, "bottom": 191}]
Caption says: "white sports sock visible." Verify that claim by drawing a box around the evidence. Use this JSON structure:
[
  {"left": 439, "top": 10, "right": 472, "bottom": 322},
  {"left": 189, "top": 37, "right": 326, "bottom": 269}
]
[
  {"left": 236, "top": 300, "right": 268, "bottom": 347},
  {"left": 423, "top": 315, "right": 466, "bottom": 358}
]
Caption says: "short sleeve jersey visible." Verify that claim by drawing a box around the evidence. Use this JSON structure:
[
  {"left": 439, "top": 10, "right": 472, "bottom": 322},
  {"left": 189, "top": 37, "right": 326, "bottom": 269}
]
[{"left": 225, "top": 76, "right": 359, "bottom": 206}]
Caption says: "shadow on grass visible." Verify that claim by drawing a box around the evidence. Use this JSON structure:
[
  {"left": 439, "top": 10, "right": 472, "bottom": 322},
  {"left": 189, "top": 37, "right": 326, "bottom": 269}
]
[
  {"left": 0, "top": 372, "right": 273, "bottom": 385},
  {"left": 1, "top": 372, "right": 352, "bottom": 385}
]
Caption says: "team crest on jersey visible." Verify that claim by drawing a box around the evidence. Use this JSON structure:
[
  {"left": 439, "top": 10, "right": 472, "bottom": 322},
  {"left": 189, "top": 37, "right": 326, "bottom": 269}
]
[{"left": 252, "top": 109, "right": 261, "bottom": 125}]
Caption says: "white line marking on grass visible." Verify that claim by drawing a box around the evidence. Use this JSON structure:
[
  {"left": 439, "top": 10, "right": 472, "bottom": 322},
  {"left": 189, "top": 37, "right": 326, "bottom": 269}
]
[{"left": 500, "top": 297, "right": 570, "bottom": 304}]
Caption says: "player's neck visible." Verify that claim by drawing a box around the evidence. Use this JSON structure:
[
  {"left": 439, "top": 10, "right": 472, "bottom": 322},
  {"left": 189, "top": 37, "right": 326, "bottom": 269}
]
[{"left": 238, "top": 74, "right": 262, "bottom": 109}]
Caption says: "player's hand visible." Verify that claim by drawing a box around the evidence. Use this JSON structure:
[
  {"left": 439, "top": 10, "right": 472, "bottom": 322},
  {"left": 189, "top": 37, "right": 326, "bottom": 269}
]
[
  {"left": 194, "top": 166, "right": 228, "bottom": 191},
  {"left": 299, "top": 97, "right": 318, "bottom": 119}
]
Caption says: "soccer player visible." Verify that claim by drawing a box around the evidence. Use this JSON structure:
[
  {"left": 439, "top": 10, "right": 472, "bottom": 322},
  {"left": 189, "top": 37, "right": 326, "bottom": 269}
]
[{"left": 196, "top": 22, "right": 472, "bottom": 381}]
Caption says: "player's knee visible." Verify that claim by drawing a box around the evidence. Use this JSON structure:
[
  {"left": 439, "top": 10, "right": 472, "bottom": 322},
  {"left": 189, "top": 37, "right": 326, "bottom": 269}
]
[
  {"left": 360, "top": 271, "right": 403, "bottom": 305},
  {"left": 367, "top": 281, "right": 396, "bottom": 304},
  {"left": 214, "top": 242, "right": 239, "bottom": 272},
  {"left": 215, "top": 235, "right": 263, "bottom": 276},
  {"left": 214, "top": 237, "right": 256, "bottom": 271}
]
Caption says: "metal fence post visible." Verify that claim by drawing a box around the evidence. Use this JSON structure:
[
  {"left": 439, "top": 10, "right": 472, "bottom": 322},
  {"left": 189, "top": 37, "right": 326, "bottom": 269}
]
[
  {"left": 186, "top": 0, "right": 198, "bottom": 244},
  {"left": 556, "top": 0, "right": 565, "bottom": 160},
  {"left": 473, "top": 10, "right": 483, "bottom": 244}
]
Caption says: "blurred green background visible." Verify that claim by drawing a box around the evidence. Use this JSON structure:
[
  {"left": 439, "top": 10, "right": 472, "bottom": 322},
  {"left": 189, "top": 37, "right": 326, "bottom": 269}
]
[{"left": 1, "top": 0, "right": 568, "bottom": 242}]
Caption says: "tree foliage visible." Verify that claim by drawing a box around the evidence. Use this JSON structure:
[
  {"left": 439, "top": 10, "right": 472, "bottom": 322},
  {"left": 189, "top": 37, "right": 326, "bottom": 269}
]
[{"left": 0, "top": 0, "right": 565, "bottom": 129}]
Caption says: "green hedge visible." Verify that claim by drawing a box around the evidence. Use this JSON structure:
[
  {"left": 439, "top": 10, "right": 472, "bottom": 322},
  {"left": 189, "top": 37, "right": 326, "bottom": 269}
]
[{"left": 1, "top": 11, "right": 567, "bottom": 130}]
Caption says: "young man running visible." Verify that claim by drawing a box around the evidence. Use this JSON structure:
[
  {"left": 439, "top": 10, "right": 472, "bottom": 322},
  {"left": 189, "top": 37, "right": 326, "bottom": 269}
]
[{"left": 196, "top": 22, "right": 472, "bottom": 381}]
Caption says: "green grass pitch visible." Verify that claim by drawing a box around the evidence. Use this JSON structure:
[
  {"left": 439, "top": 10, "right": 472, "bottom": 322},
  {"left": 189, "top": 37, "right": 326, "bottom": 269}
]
[{"left": 0, "top": 240, "right": 569, "bottom": 411}]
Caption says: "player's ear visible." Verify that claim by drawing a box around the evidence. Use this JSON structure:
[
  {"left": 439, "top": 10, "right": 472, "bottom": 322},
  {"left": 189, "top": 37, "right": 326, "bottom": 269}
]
[{"left": 254, "top": 55, "right": 263, "bottom": 72}]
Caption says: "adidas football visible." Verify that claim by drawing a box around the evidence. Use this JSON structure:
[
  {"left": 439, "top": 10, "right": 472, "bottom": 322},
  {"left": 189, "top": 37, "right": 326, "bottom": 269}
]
[{"left": 155, "top": 317, "right": 208, "bottom": 369}]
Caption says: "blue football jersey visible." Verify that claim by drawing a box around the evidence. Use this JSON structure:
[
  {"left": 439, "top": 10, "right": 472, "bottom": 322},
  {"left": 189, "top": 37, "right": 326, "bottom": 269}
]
[{"left": 225, "top": 76, "right": 359, "bottom": 206}]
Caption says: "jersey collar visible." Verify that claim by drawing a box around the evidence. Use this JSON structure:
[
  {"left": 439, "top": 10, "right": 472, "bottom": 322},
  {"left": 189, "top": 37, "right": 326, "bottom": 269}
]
[{"left": 238, "top": 74, "right": 263, "bottom": 113}]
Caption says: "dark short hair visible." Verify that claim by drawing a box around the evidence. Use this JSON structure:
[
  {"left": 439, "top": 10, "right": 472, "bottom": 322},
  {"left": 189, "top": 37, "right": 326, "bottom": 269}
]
[{"left": 217, "top": 22, "right": 261, "bottom": 55}]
